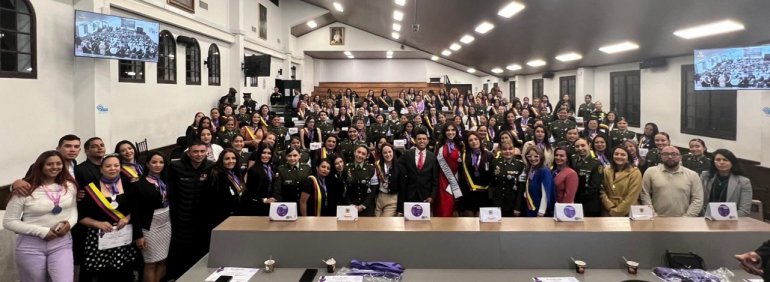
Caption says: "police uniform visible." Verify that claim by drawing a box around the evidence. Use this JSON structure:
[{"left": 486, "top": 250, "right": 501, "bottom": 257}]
[
  {"left": 243, "top": 98, "right": 257, "bottom": 115},
  {"left": 571, "top": 153, "right": 603, "bottom": 217},
  {"left": 272, "top": 163, "right": 311, "bottom": 204},
  {"left": 368, "top": 123, "right": 389, "bottom": 145},
  {"left": 550, "top": 119, "right": 577, "bottom": 144},
  {"left": 339, "top": 139, "right": 366, "bottom": 164},
  {"left": 344, "top": 162, "right": 376, "bottom": 216},
  {"left": 268, "top": 125, "right": 289, "bottom": 152},
  {"left": 490, "top": 156, "right": 526, "bottom": 216},
  {"left": 577, "top": 102, "right": 595, "bottom": 120},
  {"left": 644, "top": 148, "right": 662, "bottom": 168},
  {"left": 608, "top": 129, "right": 636, "bottom": 150},
  {"left": 682, "top": 153, "right": 711, "bottom": 176},
  {"left": 317, "top": 121, "right": 335, "bottom": 138},
  {"left": 216, "top": 130, "right": 238, "bottom": 149},
  {"left": 590, "top": 110, "right": 606, "bottom": 122}
]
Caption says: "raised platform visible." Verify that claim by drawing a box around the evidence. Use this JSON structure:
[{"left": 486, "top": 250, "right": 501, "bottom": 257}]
[{"left": 208, "top": 217, "right": 770, "bottom": 270}]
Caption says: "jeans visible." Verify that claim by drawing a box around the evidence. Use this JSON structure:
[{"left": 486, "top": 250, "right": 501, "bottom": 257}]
[{"left": 15, "top": 233, "right": 74, "bottom": 282}]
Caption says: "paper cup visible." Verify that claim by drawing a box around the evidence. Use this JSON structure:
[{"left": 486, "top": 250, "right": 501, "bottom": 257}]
[
  {"left": 574, "top": 260, "right": 586, "bottom": 274},
  {"left": 626, "top": 260, "right": 639, "bottom": 274},
  {"left": 264, "top": 259, "right": 275, "bottom": 273},
  {"left": 325, "top": 258, "right": 337, "bottom": 273}
]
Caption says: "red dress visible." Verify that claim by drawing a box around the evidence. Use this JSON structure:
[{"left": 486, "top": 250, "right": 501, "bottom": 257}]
[{"left": 435, "top": 144, "right": 461, "bottom": 217}]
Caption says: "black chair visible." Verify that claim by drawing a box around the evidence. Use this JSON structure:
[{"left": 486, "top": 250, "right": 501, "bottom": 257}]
[
  {"left": 170, "top": 136, "right": 187, "bottom": 160},
  {"left": 135, "top": 138, "right": 148, "bottom": 162}
]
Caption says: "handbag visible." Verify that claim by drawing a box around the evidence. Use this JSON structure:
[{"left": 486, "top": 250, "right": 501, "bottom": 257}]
[{"left": 665, "top": 249, "right": 705, "bottom": 269}]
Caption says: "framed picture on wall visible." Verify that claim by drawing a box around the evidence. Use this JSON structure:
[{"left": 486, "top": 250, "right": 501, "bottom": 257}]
[
  {"left": 330, "top": 27, "right": 345, "bottom": 45},
  {"left": 259, "top": 4, "right": 268, "bottom": 40},
  {"left": 168, "top": 0, "right": 194, "bottom": 13}
]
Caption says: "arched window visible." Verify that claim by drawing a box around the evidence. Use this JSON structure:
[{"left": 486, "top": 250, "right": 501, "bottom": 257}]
[
  {"left": 185, "top": 39, "right": 200, "bottom": 85},
  {"left": 207, "top": 43, "right": 220, "bottom": 86},
  {"left": 157, "top": 30, "right": 176, "bottom": 84},
  {"left": 0, "top": 0, "right": 36, "bottom": 78}
]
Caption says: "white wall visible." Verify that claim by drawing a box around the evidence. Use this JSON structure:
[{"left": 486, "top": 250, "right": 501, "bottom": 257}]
[{"left": 243, "top": 0, "right": 284, "bottom": 51}]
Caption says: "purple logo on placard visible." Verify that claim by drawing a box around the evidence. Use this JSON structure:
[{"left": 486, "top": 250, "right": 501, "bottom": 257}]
[
  {"left": 277, "top": 204, "right": 289, "bottom": 216},
  {"left": 411, "top": 205, "right": 424, "bottom": 217},
  {"left": 564, "top": 206, "right": 576, "bottom": 218},
  {"left": 718, "top": 204, "right": 730, "bottom": 217}
]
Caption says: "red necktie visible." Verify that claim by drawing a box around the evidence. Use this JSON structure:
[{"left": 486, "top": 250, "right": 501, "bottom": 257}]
[{"left": 417, "top": 151, "right": 424, "bottom": 170}]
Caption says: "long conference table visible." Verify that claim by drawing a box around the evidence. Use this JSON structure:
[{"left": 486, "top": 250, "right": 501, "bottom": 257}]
[{"left": 180, "top": 216, "right": 770, "bottom": 281}]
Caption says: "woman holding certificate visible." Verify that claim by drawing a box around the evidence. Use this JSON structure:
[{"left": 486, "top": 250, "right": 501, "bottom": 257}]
[
  {"left": 3, "top": 150, "right": 78, "bottom": 282},
  {"left": 78, "top": 154, "right": 138, "bottom": 281}
]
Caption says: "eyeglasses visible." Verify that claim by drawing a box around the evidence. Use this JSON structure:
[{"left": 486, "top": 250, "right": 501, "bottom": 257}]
[{"left": 661, "top": 153, "right": 681, "bottom": 158}]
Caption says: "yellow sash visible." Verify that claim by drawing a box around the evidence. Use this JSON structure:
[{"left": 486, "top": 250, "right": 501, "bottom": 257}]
[
  {"left": 121, "top": 165, "right": 139, "bottom": 178},
  {"left": 461, "top": 151, "right": 488, "bottom": 191},
  {"left": 524, "top": 172, "right": 536, "bottom": 211},
  {"left": 245, "top": 126, "right": 257, "bottom": 140},
  {"left": 378, "top": 97, "right": 390, "bottom": 107},
  {"left": 308, "top": 176, "right": 322, "bottom": 216},
  {"left": 87, "top": 183, "right": 126, "bottom": 220}
]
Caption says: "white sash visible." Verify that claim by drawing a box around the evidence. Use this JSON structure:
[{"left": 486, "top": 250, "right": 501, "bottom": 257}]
[{"left": 436, "top": 145, "right": 463, "bottom": 199}]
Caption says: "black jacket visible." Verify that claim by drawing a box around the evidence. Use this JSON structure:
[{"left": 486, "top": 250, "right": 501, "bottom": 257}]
[
  {"left": 397, "top": 148, "right": 438, "bottom": 213},
  {"left": 204, "top": 169, "right": 242, "bottom": 231},
  {"left": 168, "top": 155, "right": 214, "bottom": 248},
  {"left": 127, "top": 178, "right": 165, "bottom": 239},
  {"left": 241, "top": 163, "right": 276, "bottom": 216}
]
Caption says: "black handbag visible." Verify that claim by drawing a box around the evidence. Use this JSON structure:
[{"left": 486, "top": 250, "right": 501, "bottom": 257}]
[{"left": 665, "top": 250, "right": 705, "bottom": 269}]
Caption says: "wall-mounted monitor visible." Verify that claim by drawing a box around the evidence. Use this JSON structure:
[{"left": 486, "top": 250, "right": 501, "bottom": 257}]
[
  {"left": 694, "top": 45, "right": 770, "bottom": 90},
  {"left": 74, "top": 10, "right": 160, "bottom": 62}
]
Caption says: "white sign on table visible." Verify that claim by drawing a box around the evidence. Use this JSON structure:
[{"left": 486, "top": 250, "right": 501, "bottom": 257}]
[
  {"left": 287, "top": 128, "right": 299, "bottom": 135},
  {"left": 404, "top": 203, "right": 431, "bottom": 221},
  {"left": 269, "top": 202, "right": 297, "bottom": 221},
  {"left": 400, "top": 109, "right": 409, "bottom": 114},
  {"left": 705, "top": 202, "right": 738, "bottom": 221},
  {"left": 341, "top": 127, "right": 349, "bottom": 132},
  {"left": 388, "top": 107, "right": 395, "bottom": 112},
  {"left": 205, "top": 267, "right": 259, "bottom": 282},
  {"left": 629, "top": 205, "right": 654, "bottom": 220},
  {"left": 309, "top": 142, "right": 322, "bottom": 150},
  {"left": 441, "top": 106, "right": 449, "bottom": 112},
  {"left": 553, "top": 203, "right": 584, "bottom": 222},
  {"left": 479, "top": 207, "right": 502, "bottom": 223},
  {"left": 98, "top": 225, "right": 133, "bottom": 250},
  {"left": 337, "top": 206, "right": 359, "bottom": 221},
  {"left": 393, "top": 139, "right": 406, "bottom": 148}
]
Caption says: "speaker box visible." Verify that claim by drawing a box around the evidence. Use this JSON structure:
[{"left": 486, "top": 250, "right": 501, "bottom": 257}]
[
  {"left": 640, "top": 58, "right": 667, "bottom": 69},
  {"left": 502, "top": 77, "right": 509, "bottom": 82},
  {"left": 542, "top": 72, "right": 555, "bottom": 79}
]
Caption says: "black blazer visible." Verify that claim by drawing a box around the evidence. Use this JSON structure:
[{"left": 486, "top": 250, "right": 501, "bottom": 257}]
[
  {"left": 514, "top": 117, "right": 535, "bottom": 139},
  {"left": 203, "top": 169, "right": 242, "bottom": 231},
  {"left": 127, "top": 178, "right": 165, "bottom": 239},
  {"left": 397, "top": 148, "right": 438, "bottom": 213},
  {"left": 240, "top": 163, "right": 275, "bottom": 216},
  {"left": 376, "top": 160, "right": 401, "bottom": 195}
]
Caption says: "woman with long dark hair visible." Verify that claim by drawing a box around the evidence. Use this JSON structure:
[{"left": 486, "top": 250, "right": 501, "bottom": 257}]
[
  {"left": 300, "top": 116, "right": 323, "bottom": 150},
  {"left": 300, "top": 159, "right": 333, "bottom": 216},
  {"left": 458, "top": 132, "right": 493, "bottom": 217},
  {"left": 374, "top": 144, "right": 401, "bottom": 217},
  {"left": 592, "top": 135, "right": 611, "bottom": 167},
  {"left": 552, "top": 147, "right": 578, "bottom": 203},
  {"left": 433, "top": 124, "right": 464, "bottom": 217},
  {"left": 522, "top": 125, "right": 554, "bottom": 168},
  {"left": 683, "top": 138, "right": 711, "bottom": 175},
  {"left": 127, "top": 152, "right": 171, "bottom": 282},
  {"left": 637, "top": 122, "right": 659, "bottom": 150},
  {"left": 241, "top": 112, "right": 266, "bottom": 152},
  {"left": 205, "top": 149, "right": 245, "bottom": 231},
  {"left": 185, "top": 112, "right": 205, "bottom": 146},
  {"left": 700, "top": 149, "right": 752, "bottom": 216},
  {"left": 115, "top": 140, "right": 144, "bottom": 183},
  {"left": 241, "top": 143, "right": 276, "bottom": 216},
  {"left": 600, "top": 146, "right": 642, "bottom": 217}
]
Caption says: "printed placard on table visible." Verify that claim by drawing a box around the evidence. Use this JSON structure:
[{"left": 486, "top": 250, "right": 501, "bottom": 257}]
[
  {"left": 309, "top": 142, "right": 322, "bottom": 150},
  {"left": 288, "top": 128, "right": 299, "bottom": 135},
  {"left": 269, "top": 202, "right": 297, "bottom": 221},
  {"left": 553, "top": 203, "right": 584, "bottom": 222},
  {"left": 629, "top": 205, "right": 654, "bottom": 220},
  {"left": 336, "top": 206, "right": 358, "bottom": 221},
  {"left": 479, "top": 207, "right": 502, "bottom": 223},
  {"left": 705, "top": 202, "right": 738, "bottom": 221},
  {"left": 441, "top": 106, "right": 449, "bottom": 112},
  {"left": 393, "top": 139, "right": 406, "bottom": 149},
  {"left": 404, "top": 202, "right": 431, "bottom": 221},
  {"left": 400, "top": 109, "right": 409, "bottom": 115},
  {"left": 341, "top": 127, "right": 349, "bottom": 132},
  {"left": 388, "top": 107, "right": 395, "bottom": 112}
]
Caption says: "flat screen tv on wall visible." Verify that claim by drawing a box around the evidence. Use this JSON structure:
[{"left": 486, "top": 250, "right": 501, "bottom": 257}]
[
  {"left": 74, "top": 10, "right": 160, "bottom": 62},
  {"left": 694, "top": 45, "right": 770, "bottom": 90}
]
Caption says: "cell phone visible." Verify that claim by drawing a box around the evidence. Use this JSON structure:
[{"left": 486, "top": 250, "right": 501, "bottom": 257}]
[
  {"left": 299, "top": 268, "right": 318, "bottom": 282},
  {"left": 215, "top": 275, "right": 233, "bottom": 282}
]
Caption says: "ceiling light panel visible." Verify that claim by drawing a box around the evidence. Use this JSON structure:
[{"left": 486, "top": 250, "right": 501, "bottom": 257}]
[
  {"left": 498, "top": 1, "right": 525, "bottom": 18},
  {"left": 460, "top": 34, "right": 475, "bottom": 44},
  {"left": 491, "top": 68, "right": 503, "bottom": 74},
  {"left": 475, "top": 21, "right": 495, "bottom": 34},
  {"left": 306, "top": 20, "right": 317, "bottom": 28},
  {"left": 467, "top": 68, "right": 476, "bottom": 73},
  {"left": 673, "top": 19, "right": 745, "bottom": 39},
  {"left": 555, "top": 52, "right": 582, "bottom": 62},
  {"left": 598, "top": 41, "right": 639, "bottom": 54},
  {"left": 441, "top": 50, "right": 452, "bottom": 56},
  {"left": 344, "top": 51, "right": 352, "bottom": 56},
  {"left": 527, "top": 60, "right": 546, "bottom": 67},
  {"left": 393, "top": 11, "right": 404, "bottom": 21},
  {"left": 395, "top": 0, "right": 406, "bottom": 6},
  {"left": 393, "top": 23, "right": 401, "bottom": 31},
  {"left": 391, "top": 32, "right": 400, "bottom": 39},
  {"left": 333, "top": 2, "right": 343, "bottom": 12},
  {"left": 506, "top": 64, "right": 522, "bottom": 71},
  {"left": 431, "top": 55, "right": 439, "bottom": 61},
  {"left": 449, "top": 43, "right": 462, "bottom": 51}
]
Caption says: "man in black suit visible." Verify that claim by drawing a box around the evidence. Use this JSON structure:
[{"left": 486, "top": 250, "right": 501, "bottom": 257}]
[{"left": 397, "top": 129, "right": 438, "bottom": 215}]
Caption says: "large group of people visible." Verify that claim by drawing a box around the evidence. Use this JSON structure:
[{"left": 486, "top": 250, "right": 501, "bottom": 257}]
[
  {"left": 3, "top": 85, "right": 757, "bottom": 281},
  {"left": 76, "top": 26, "right": 159, "bottom": 60},
  {"left": 696, "top": 57, "right": 770, "bottom": 89}
]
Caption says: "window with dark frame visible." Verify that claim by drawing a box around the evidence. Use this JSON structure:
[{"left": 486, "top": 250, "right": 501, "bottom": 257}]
[
  {"left": 249, "top": 76, "right": 258, "bottom": 87},
  {"left": 681, "top": 64, "right": 736, "bottom": 140},
  {"left": 559, "top": 75, "right": 576, "bottom": 111},
  {"left": 0, "top": 0, "right": 36, "bottom": 79},
  {"left": 118, "top": 60, "right": 145, "bottom": 83},
  {"left": 157, "top": 30, "right": 176, "bottom": 84},
  {"left": 207, "top": 43, "right": 220, "bottom": 86},
  {"left": 185, "top": 39, "right": 200, "bottom": 85},
  {"left": 609, "top": 70, "right": 641, "bottom": 127},
  {"left": 532, "top": 78, "right": 544, "bottom": 99}
]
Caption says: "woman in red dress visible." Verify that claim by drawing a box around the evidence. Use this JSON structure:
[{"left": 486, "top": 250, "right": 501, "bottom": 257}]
[{"left": 434, "top": 124, "right": 464, "bottom": 217}]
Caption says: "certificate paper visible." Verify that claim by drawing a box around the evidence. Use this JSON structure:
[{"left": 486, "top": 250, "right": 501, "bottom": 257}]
[
  {"left": 98, "top": 224, "right": 133, "bottom": 250},
  {"left": 319, "top": 276, "right": 363, "bottom": 282},
  {"left": 205, "top": 267, "right": 259, "bottom": 282}
]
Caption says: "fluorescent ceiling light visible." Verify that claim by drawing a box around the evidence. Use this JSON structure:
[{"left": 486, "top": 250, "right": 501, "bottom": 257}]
[
  {"left": 441, "top": 49, "right": 452, "bottom": 56},
  {"left": 599, "top": 41, "right": 639, "bottom": 54},
  {"left": 506, "top": 64, "right": 522, "bottom": 71},
  {"left": 449, "top": 43, "right": 462, "bottom": 51},
  {"left": 393, "top": 23, "right": 401, "bottom": 31},
  {"left": 431, "top": 55, "right": 439, "bottom": 61},
  {"left": 393, "top": 10, "right": 404, "bottom": 21},
  {"left": 555, "top": 52, "right": 582, "bottom": 62},
  {"left": 306, "top": 20, "right": 317, "bottom": 28},
  {"left": 467, "top": 68, "right": 476, "bottom": 73},
  {"left": 475, "top": 21, "right": 495, "bottom": 34},
  {"left": 497, "top": 1, "right": 525, "bottom": 18},
  {"left": 527, "top": 59, "right": 546, "bottom": 67},
  {"left": 333, "top": 2, "right": 344, "bottom": 12},
  {"left": 673, "top": 19, "right": 745, "bottom": 39},
  {"left": 460, "top": 34, "right": 475, "bottom": 44},
  {"left": 344, "top": 51, "right": 352, "bottom": 56},
  {"left": 395, "top": 0, "right": 406, "bottom": 6},
  {"left": 347, "top": 55, "right": 355, "bottom": 59},
  {"left": 386, "top": 55, "right": 393, "bottom": 59},
  {"left": 391, "top": 32, "right": 400, "bottom": 39},
  {"left": 386, "top": 51, "right": 394, "bottom": 56},
  {"left": 491, "top": 68, "right": 503, "bottom": 74}
]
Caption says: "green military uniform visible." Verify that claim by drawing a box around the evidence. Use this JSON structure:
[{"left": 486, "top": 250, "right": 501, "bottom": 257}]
[
  {"left": 368, "top": 123, "right": 389, "bottom": 145},
  {"left": 571, "top": 153, "right": 603, "bottom": 217},
  {"left": 317, "top": 121, "right": 335, "bottom": 138},
  {"left": 682, "top": 153, "right": 711, "bottom": 176},
  {"left": 268, "top": 125, "right": 289, "bottom": 152},
  {"left": 490, "top": 156, "right": 526, "bottom": 216},
  {"left": 344, "top": 162, "right": 376, "bottom": 216},
  {"left": 273, "top": 163, "right": 312, "bottom": 204},
  {"left": 577, "top": 102, "right": 595, "bottom": 120},
  {"left": 555, "top": 141, "right": 576, "bottom": 157},
  {"left": 237, "top": 113, "right": 251, "bottom": 127},
  {"left": 339, "top": 139, "right": 366, "bottom": 163},
  {"left": 644, "top": 148, "right": 662, "bottom": 168},
  {"left": 590, "top": 110, "right": 606, "bottom": 122},
  {"left": 608, "top": 129, "right": 636, "bottom": 150},
  {"left": 550, "top": 119, "right": 577, "bottom": 144},
  {"left": 216, "top": 130, "right": 238, "bottom": 149}
]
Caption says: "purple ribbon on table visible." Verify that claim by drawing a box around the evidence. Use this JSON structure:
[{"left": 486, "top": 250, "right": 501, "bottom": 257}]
[{"left": 350, "top": 259, "right": 405, "bottom": 274}]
